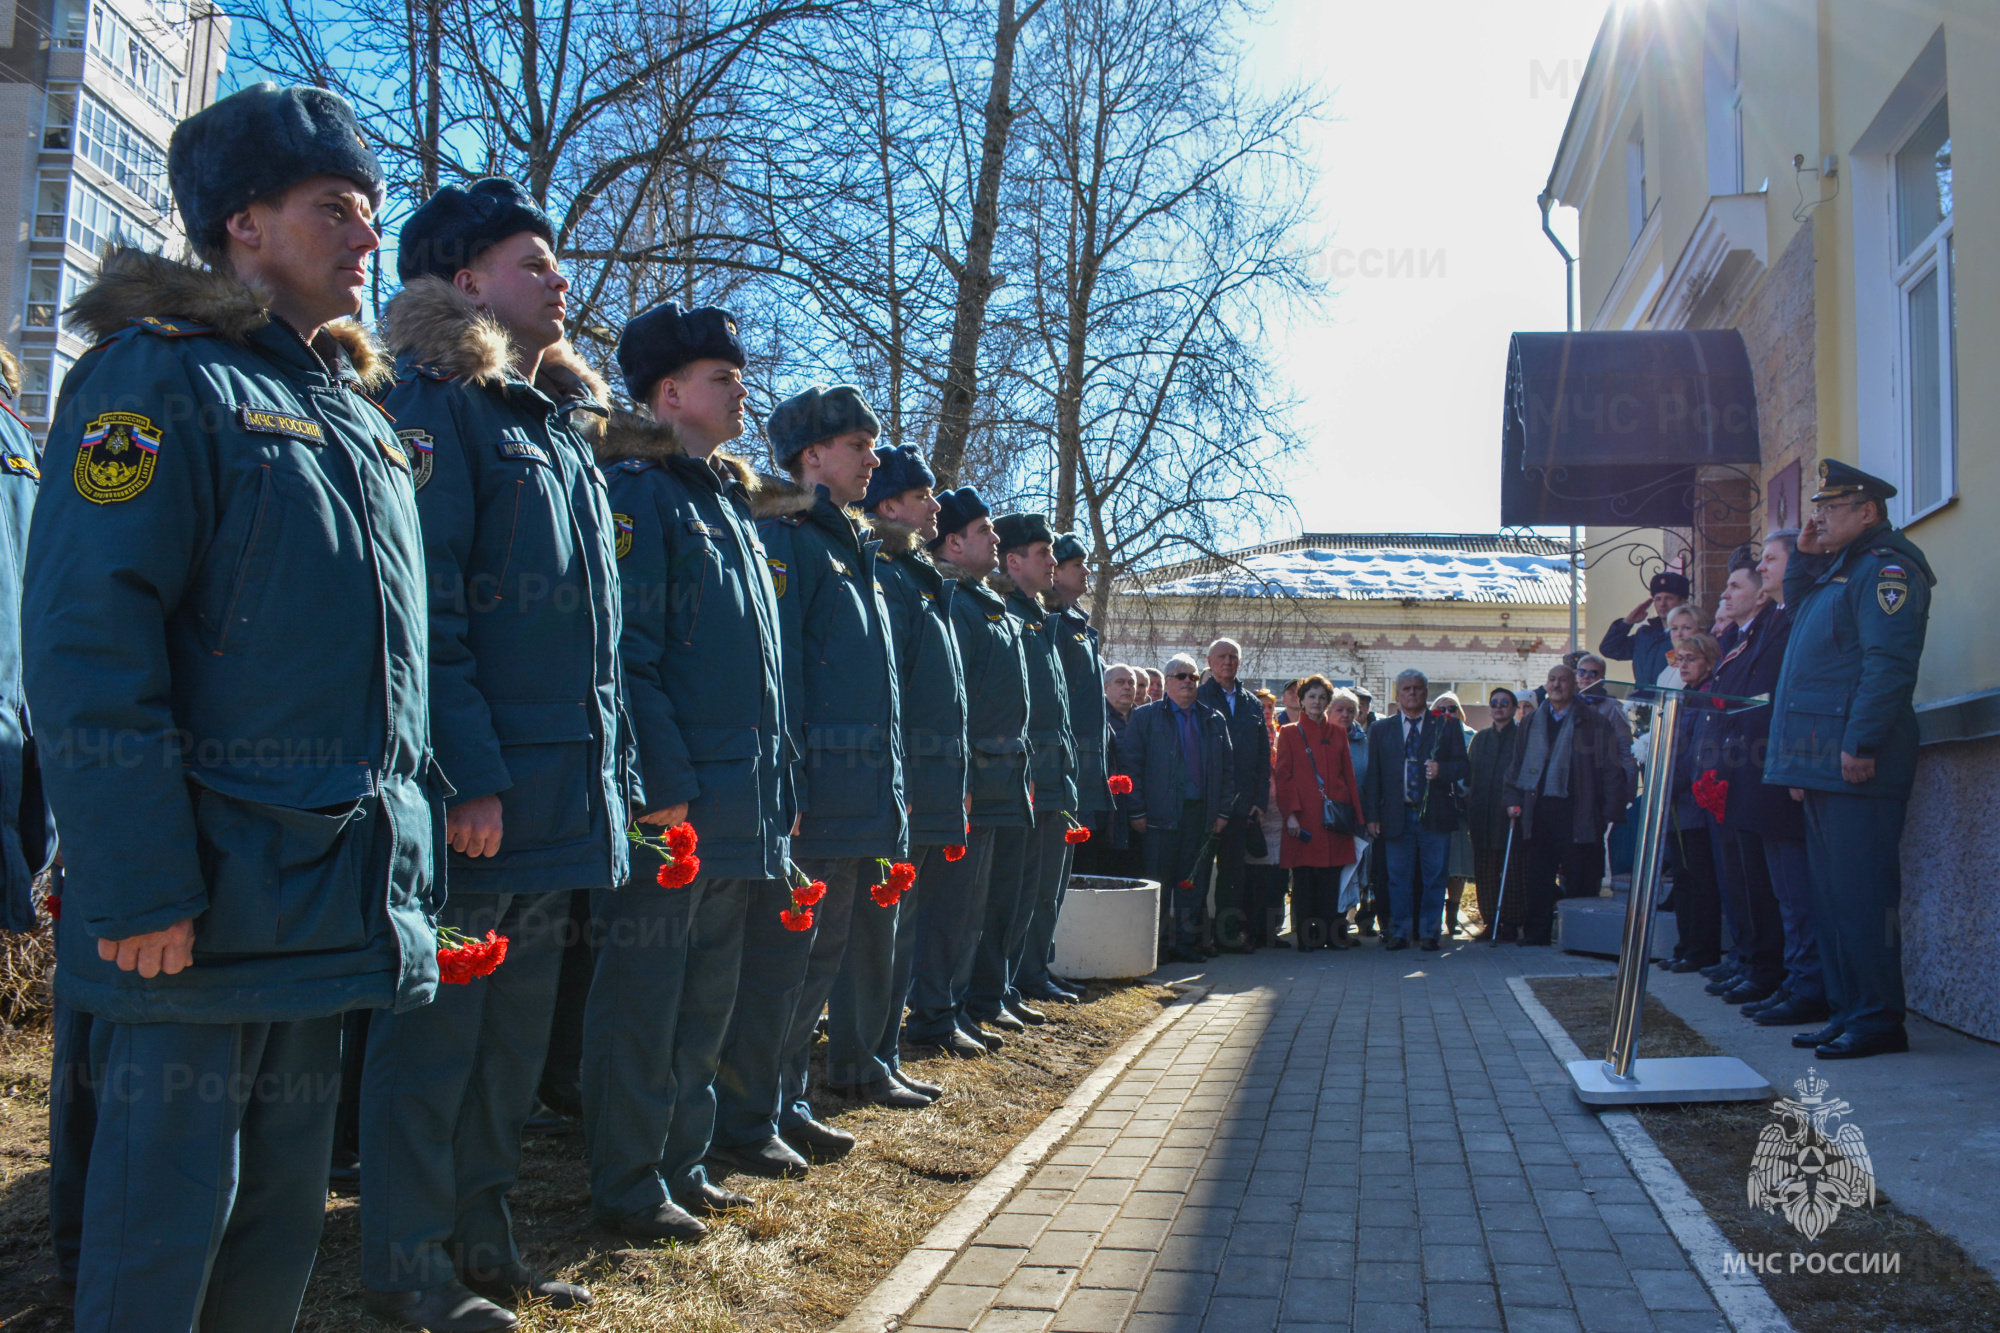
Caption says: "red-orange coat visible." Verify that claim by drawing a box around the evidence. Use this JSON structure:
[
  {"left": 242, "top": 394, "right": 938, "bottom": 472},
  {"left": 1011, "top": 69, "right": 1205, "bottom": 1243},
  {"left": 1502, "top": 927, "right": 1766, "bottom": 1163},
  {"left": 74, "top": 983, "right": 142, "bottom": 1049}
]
[{"left": 1273, "top": 715, "right": 1363, "bottom": 869}]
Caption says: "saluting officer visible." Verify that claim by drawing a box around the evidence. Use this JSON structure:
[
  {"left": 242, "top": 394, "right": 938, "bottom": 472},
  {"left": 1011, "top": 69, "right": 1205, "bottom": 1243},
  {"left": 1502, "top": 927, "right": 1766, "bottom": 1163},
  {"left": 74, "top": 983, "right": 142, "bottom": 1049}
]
[
  {"left": 358, "top": 178, "right": 625, "bottom": 1329},
  {"left": 907, "top": 489, "right": 1031, "bottom": 1058},
  {"left": 1766, "top": 460, "right": 1933, "bottom": 1060},
  {"left": 24, "top": 84, "right": 438, "bottom": 1331},
  {"left": 585, "top": 304, "right": 794, "bottom": 1240},
  {"left": 856, "top": 446, "right": 967, "bottom": 1098},
  {"left": 1025, "top": 531, "right": 1105, "bottom": 1002},
  {"left": 968, "top": 514, "right": 1074, "bottom": 1033},
  {"left": 713, "top": 385, "right": 912, "bottom": 1175}
]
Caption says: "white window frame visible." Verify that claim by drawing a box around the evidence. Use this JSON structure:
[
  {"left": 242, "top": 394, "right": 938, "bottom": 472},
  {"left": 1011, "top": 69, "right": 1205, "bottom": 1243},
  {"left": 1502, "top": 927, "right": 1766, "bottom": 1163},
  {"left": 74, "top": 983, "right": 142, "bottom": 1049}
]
[
  {"left": 1890, "top": 95, "right": 1955, "bottom": 524},
  {"left": 24, "top": 258, "right": 94, "bottom": 333},
  {"left": 19, "top": 351, "right": 77, "bottom": 423}
]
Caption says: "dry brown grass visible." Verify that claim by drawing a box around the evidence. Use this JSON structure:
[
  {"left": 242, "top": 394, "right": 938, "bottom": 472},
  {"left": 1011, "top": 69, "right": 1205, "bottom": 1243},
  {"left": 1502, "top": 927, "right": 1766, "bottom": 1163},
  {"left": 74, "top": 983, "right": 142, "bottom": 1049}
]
[
  {"left": 1529, "top": 975, "right": 2000, "bottom": 1333},
  {"left": 0, "top": 981, "right": 1172, "bottom": 1331}
]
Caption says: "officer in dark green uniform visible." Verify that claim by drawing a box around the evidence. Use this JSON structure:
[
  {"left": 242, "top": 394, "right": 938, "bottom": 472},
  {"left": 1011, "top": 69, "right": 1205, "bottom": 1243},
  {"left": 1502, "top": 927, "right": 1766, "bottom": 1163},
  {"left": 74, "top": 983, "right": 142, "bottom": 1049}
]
[
  {"left": 714, "top": 385, "right": 913, "bottom": 1171},
  {"left": 969, "top": 514, "right": 1074, "bottom": 1031},
  {"left": 24, "top": 84, "right": 438, "bottom": 1332},
  {"left": 1023, "top": 530, "right": 1105, "bottom": 1004},
  {"left": 857, "top": 445, "right": 967, "bottom": 1094},
  {"left": 587, "top": 303, "right": 798, "bottom": 1239},
  {"left": 359, "top": 178, "right": 624, "bottom": 1329},
  {"left": 908, "top": 490, "right": 1031, "bottom": 1057},
  {"left": 1766, "top": 460, "right": 1932, "bottom": 1060}
]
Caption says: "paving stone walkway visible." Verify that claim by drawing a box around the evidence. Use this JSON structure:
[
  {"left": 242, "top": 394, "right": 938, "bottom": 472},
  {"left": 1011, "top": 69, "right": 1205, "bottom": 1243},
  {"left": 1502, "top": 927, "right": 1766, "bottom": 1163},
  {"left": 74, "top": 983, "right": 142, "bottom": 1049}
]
[{"left": 902, "top": 942, "right": 1731, "bottom": 1333}]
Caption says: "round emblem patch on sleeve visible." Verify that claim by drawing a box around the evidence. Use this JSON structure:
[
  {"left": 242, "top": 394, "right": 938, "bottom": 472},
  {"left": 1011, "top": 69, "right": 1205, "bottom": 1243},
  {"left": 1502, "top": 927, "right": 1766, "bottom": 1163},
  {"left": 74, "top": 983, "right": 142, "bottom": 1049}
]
[
  {"left": 398, "top": 429, "right": 435, "bottom": 489},
  {"left": 74, "top": 412, "right": 160, "bottom": 504},
  {"left": 767, "top": 557, "right": 788, "bottom": 599},
  {"left": 613, "top": 513, "right": 633, "bottom": 560}
]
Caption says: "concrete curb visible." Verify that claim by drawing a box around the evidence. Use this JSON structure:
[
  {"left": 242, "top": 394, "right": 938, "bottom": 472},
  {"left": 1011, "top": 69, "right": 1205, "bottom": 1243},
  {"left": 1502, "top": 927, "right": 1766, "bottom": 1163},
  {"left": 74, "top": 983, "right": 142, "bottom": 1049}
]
[
  {"left": 832, "top": 981, "right": 1214, "bottom": 1333},
  {"left": 1507, "top": 975, "right": 1796, "bottom": 1333}
]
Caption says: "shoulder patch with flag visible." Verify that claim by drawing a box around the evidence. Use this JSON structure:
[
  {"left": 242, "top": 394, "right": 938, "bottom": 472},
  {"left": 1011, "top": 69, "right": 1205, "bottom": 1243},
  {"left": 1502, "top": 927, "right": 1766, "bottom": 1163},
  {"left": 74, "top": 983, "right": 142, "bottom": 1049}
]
[
  {"left": 767, "top": 556, "right": 788, "bottom": 598},
  {"left": 398, "top": 429, "right": 435, "bottom": 489},
  {"left": 613, "top": 513, "right": 633, "bottom": 560},
  {"left": 74, "top": 412, "right": 160, "bottom": 503}
]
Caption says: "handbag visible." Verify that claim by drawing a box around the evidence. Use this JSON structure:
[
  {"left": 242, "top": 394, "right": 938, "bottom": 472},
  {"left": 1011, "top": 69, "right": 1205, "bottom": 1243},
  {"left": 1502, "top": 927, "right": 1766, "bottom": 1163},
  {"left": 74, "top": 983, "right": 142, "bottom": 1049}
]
[{"left": 1302, "top": 728, "right": 1359, "bottom": 836}]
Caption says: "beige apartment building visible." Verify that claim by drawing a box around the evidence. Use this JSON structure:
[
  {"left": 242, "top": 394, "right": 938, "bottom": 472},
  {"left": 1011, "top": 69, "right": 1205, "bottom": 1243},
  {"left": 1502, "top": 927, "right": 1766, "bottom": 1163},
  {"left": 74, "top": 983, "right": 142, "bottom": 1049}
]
[
  {"left": 1545, "top": 1, "right": 2000, "bottom": 1039},
  {"left": 3, "top": 0, "right": 228, "bottom": 433}
]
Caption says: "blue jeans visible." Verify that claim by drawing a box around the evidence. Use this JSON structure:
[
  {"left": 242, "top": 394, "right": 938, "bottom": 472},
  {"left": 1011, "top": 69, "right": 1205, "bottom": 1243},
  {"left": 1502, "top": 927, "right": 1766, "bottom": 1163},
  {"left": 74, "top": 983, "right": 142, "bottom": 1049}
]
[{"left": 1385, "top": 822, "right": 1450, "bottom": 940}]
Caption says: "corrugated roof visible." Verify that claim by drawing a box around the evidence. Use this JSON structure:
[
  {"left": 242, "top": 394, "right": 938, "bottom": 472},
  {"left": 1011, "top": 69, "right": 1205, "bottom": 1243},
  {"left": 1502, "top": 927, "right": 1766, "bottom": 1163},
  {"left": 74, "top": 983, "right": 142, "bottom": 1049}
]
[{"left": 1123, "top": 533, "right": 1581, "bottom": 605}]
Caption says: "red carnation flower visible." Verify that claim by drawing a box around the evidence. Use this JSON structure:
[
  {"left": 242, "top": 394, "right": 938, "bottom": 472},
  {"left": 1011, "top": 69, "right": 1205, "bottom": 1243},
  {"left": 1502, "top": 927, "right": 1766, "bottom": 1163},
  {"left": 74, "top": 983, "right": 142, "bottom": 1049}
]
[
  {"left": 666, "top": 822, "right": 699, "bottom": 858},
  {"left": 792, "top": 879, "right": 827, "bottom": 908},
  {"left": 870, "top": 882, "right": 901, "bottom": 908},
  {"left": 656, "top": 854, "right": 700, "bottom": 889},
  {"left": 1107, "top": 775, "right": 1133, "bottom": 795},
  {"left": 1178, "top": 879, "right": 1194, "bottom": 891},
  {"left": 1692, "top": 769, "right": 1730, "bottom": 823},
  {"left": 1065, "top": 826, "right": 1090, "bottom": 844},
  {"left": 44, "top": 895, "right": 60, "bottom": 923},
  {"left": 889, "top": 861, "right": 917, "bottom": 890},
  {"left": 437, "top": 929, "right": 509, "bottom": 985},
  {"left": 943, "top": 845, "right": 967, "bottom": 862},
  {"left": 780, "top": 907, "right": 815, "bottom": 932}
]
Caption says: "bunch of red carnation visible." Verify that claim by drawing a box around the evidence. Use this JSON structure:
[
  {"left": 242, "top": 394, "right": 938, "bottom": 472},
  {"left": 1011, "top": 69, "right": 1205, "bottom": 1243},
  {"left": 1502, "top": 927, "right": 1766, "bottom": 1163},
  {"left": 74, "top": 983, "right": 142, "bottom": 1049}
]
[
  {"left": 1692, "top": 769, "right": 1730, "bottom": 823},
  {"left": 1061, "top": 812, "right": 1090, "bottom": 844},
  {"left": 783, "top": 867, "right": 826, "bottom": 930},
  {"left": 870, "top": 860, "right": 917, "bottom": 907},
  {"left": 1107, "top": 775, "right": 1134, "bottom": 795},
  {"left": 655, "top": 822, "right": 700, "bottom": 888},
  {"left": 943, "top": 845, "right": 967, "bottom": 862},
  {"left": 437, "top": 928, "right": 509, "bottom": 985}
]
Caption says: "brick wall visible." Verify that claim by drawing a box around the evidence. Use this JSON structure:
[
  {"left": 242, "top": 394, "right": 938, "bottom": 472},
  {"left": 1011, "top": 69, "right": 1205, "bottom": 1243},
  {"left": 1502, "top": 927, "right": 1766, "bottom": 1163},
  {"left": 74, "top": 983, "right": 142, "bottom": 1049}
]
[{"left": 1737, "top": 216, "right": 1819, "bottom": 534}]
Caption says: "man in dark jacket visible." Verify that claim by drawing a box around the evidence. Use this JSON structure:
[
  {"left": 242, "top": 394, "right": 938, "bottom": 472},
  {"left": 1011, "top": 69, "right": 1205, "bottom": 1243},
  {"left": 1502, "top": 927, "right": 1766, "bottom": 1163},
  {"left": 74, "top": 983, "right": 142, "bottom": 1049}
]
[
  {"left": 1466, "top": 688, "right": 1521, "bottom": 941},
  {"left": 719, "top": 385, "right": 913, "bottom": 1172},
  {"left": 863, "top": 447, "right": 970, "bottom": 1085},
  {"left": 1504, "top": 665, "right": 1629, "bottom": 946},
  {"left": 914, "top": 490, "right": 1031, "bottom": 1057},
  {"left": 1599, "top": 571, "right": 1689, "bottom": 685},
  {"left": 1095, "top": 663, "right": 1141, "bottom": 879},
  {"left": 360, "top": 178, "right": 622, "bottom": 1326},
  {"left": 1197, "top": 638, "right": 1271, "bottom": 950},
  {"left": 24, "top": 85, "right": 438, "bottom": 1331},
  {"left": 968, "top": 514, "right": 1074, "bottom": 1027},
  {"left": 1362, "top": 670, "right": 1470, "bottom": 950},
  {"left": 1022, "top": 531, "right": 1104, "bottom": 1002},
  {"left": 1767, "top": 461, "right": 1932, "bottom": 1060},
  {"left": 590, "top": 302, "right": 797, "bottom": 1242},
  {"left": 1123, "top": 654, "right": 1236, "bottom": 962}
]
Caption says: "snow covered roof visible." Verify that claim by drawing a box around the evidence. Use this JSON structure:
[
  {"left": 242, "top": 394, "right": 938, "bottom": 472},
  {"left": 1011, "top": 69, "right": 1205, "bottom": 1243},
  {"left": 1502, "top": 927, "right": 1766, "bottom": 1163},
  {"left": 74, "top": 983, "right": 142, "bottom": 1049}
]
[{"left": 1126, "top": 533, "right": 1579, "bottom": 604}]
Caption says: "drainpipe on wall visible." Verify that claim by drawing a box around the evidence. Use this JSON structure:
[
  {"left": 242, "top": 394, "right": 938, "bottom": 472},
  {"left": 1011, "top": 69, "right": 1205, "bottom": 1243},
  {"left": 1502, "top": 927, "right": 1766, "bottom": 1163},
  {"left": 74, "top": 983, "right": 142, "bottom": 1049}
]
[{"left": 1544, "top": 193, "right": 1576, "bottom": 652}]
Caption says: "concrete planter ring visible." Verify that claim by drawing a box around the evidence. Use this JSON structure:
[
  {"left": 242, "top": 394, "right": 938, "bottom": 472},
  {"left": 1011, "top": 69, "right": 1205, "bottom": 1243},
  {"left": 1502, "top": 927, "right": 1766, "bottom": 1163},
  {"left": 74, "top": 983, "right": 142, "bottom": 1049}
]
[{"left": 1052, "top": 875, "right": 1160, "bottom": 980}]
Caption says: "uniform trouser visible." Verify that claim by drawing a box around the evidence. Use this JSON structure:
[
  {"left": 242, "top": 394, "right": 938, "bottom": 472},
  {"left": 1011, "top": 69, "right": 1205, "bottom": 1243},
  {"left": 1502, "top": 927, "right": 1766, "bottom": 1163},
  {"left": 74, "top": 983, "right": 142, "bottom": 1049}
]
[
  {"left": 361, "top": 889, "right": 569, "bottom": 1289},
  {"left": 862, "top": 841, "right": 946, "bottom": 1078},
  {"left": 1385, "top": 821, "right": 1450, "bottom": 940},
  {"left": 1803, "top": 791, "right": 1907, "bottom": 1037},
  {"left": 538, "top": 887, "right": 595, "bottom": 1109},
  {"left": 904, "top": 828, "right": 998, "bottom": 1043},
  {"left": 1208, "top": 816, "right": 1254, "bottom": 948},
  {"left": 582, "top": 875, "right": 749, "bottom": 1217},
  {"left": 74, "top": 1014, "right": 341, "bottom": 1333},
  {"left": 1668, "top": 821, "right": 1723, "bottom": 966},
  {"left": 824, "top": 856, "right": 904, "bottom": 1087},
  {"left": 1762, "top": 835, "right": 1823, "bottom": 1001},
  {"left": 333, "top": 1009, "right": 369, "bottom": 1164},
  {"left": 1013, "top": 823, "right": 1076, "bottom": 998},
  {"left": 966, "top": 826, "right": 1041, "bottom": 1020},
  {"left": 1707, "top": 821, "right": 1784, "bottom": 990},
  {"left": 776, "top": 859, "right": 867, "bottom": 1128},
  {"left": 1143, "top": 804, "right": 1212, "bottom": 953},
  {"left": 714, "top": 878, "right": 818, "bottom": 1149},
  {"left": 48, "top": 994, "right": 95, "bottom": 1286}
]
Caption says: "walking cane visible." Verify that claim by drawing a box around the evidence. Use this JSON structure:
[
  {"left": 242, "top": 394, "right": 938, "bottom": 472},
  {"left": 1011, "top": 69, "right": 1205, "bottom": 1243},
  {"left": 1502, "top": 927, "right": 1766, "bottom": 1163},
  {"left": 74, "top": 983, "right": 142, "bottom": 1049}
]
[{"left": 1491, "top": 815, "right": 1517, "bottom": 946}]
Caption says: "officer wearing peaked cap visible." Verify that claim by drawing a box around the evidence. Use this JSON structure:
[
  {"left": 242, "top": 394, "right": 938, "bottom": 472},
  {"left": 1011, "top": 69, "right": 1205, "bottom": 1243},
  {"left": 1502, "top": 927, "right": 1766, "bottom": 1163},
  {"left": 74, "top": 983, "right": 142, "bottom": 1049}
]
[
  {"left": 357, "top": 177, "right": 623, "bottom": 1328},
  {"left": 1766, "top": 459, "right": 1932, "bottom": 1061},
  {"left": 23, "top": 83, "right": 439, "bottom": 1332},
  {"left": 584, "top": 301, "right": 798, "bottom": 1242},
  {"left": 968, "top": 513, "right": 1075, "bottom": 1033}
]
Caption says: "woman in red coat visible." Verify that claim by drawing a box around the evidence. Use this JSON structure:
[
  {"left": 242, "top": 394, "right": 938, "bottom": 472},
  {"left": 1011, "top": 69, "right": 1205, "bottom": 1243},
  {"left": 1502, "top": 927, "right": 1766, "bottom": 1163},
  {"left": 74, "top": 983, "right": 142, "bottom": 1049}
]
[{"left": 1274, "top": 674, "right": 1364, "bottom": 951}]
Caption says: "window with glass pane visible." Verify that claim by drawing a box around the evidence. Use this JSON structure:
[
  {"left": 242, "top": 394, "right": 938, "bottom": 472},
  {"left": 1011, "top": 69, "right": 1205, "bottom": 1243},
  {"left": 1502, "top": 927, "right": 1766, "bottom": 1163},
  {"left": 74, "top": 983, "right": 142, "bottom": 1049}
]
[
  {"left": 68, "top": 180, "right": 160, "bottom": 257},
  {"left": 26, "top": 262, "right": 62, "bottom": 328},
  {"left": 44, "top": 90, "right": 76, "bottom": 151},
  {"left": 21, "top": 359, "right": 55, "bottom": 420},
  {"left": 1893, "top": 98, "right": 1956, "bottom": 518},
  {"left": 76, "top": 92, "right": 172, "bottom": 212},
  {"left": 35, "top": 177, "right": 68, "bottom": 239}
]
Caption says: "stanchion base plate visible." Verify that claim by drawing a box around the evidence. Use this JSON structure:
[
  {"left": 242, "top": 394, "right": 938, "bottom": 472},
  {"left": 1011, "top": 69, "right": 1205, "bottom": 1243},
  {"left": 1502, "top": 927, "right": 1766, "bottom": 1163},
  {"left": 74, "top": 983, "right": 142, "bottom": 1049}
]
[{"left": 1567, "top": 1056, "right": 1771, "bottom": 1106}]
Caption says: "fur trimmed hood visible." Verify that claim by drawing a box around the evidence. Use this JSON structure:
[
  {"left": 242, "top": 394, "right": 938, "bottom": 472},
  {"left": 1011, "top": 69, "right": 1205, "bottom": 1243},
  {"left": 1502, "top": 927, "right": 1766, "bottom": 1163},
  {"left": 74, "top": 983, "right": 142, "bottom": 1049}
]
[
  {"left": 985, "top": 568, "right": 1022, "bottom": 600},
  {"left": 869, "top": 514, "right": 925, "bottom": 558},
  {"left": 596, "top": 407, "right": 811, "bottom": 518},
  {"left": 67, "top": 248, "right": 389, "bottom": 391},
  {"left": 0, "top": 344, "right": 18, "bottom": 401},
  {"left": 381, "top": 276, "right": 609, "bottom": 427}
]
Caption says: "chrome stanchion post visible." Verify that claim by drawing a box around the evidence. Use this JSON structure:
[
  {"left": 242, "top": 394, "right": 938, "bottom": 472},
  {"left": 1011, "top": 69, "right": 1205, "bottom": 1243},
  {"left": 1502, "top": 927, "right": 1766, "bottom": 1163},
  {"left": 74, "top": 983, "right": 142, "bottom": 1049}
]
[{"left": 1603, "top": 689, "right": 1679, "bottom": 1080}]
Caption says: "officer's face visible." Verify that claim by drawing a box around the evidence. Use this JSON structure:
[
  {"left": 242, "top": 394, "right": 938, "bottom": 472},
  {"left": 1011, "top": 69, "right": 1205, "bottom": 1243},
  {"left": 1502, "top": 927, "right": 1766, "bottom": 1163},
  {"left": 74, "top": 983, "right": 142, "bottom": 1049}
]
[
  {"left": 459, "top": 231, "right": 568, "bottom": 354},
  {"left": 801, "top": 430, "right": 879, "bottom": 505},
  {"left": 227, "top": 175, "right": 379, "bottom": 325},
  {"left": 1813, "top": 496, "right": 1880, "bottom": 551},
  {"left": 1006, "top": 540, "right": 1057, "bottom": 594},
  {"left": 944, "top": 515, "right": 1001, "bottom": 577},
  {"left": 1652, "top": 590, "right": 1684, "bottom": 620},
  {"left": 655, "top": 360, "right": 747, "bottom": 451},
  {"left": 875, "top": 486, "right": 941, "bottom": 541},
  {"left": 1052, "top": 558, "right": 1089, "bottom": 605}
]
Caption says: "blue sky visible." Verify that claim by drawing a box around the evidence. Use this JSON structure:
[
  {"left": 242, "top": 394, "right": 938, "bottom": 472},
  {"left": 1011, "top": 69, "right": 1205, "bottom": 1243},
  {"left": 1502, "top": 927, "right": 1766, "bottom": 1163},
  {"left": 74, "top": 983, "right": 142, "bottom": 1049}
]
[{"left": 1242, "top": 0, "right": 1609, "bottom": 535}]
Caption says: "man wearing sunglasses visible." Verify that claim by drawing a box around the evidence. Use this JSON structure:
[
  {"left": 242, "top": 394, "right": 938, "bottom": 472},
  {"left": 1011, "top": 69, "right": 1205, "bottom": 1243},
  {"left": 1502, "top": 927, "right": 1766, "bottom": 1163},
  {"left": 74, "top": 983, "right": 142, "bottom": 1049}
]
[
  {"left": 1124, "top": 655, "right": 1236, "bottom": 962},
  {"left": 1765, "top": 460, "right": 1932, "bottom": 1061}
]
